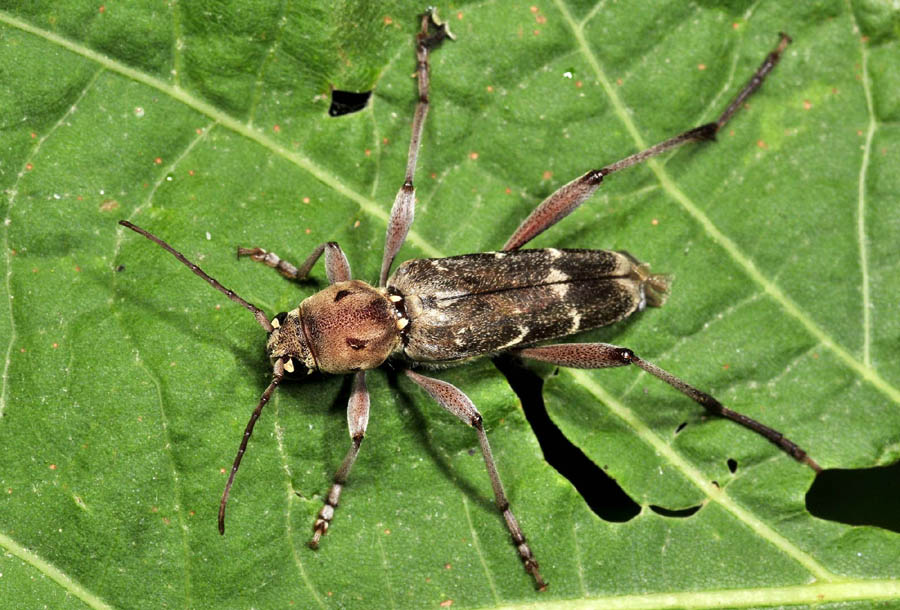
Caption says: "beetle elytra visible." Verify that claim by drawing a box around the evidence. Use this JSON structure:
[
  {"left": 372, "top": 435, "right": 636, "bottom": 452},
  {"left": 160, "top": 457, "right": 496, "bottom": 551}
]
[{"left": 119, "top": 11, "right": 820, "bottom": 590}]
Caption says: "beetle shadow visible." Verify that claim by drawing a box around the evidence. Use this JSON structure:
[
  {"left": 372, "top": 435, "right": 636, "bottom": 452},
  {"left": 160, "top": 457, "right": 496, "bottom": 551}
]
[
  {"left": 492, "top": 353, "right": 642, "bottom": 522},
  {"left": 278, "top": 371, "right": 355, "bottom": 484},
  {"left": 495, "top": 342, "right": 900, "bottom": 532},
  {"left": 383, "top": 367, "right": 498, "bottom": 516}
]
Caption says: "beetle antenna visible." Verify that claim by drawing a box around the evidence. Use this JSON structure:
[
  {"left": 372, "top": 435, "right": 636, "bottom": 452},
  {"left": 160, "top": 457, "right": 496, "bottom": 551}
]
[
  {"left": 219, "top": 358, "right": 286, "bottom": 534},
  {"left": 119, "top": 221, "right": 274, "bottom": 333},
  {"left": 600, "top": 33, "right": 792, "bottom": 177}
]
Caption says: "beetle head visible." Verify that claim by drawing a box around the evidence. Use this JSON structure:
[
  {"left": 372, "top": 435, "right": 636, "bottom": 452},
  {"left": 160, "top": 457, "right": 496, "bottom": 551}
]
[{"left": 266, "top": 309, "right": 316, "bottom": 375}]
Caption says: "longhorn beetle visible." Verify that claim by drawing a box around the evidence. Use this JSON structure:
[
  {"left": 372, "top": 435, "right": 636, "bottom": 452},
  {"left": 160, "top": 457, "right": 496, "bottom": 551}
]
[{"left": 119, "top": 11, "right": 821, "bottom": 590}]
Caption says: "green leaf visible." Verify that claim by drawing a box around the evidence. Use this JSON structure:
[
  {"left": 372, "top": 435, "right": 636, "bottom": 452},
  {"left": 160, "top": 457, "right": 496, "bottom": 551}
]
[{"left": 1, "top": 1, "right": 899, "bottom": 609}]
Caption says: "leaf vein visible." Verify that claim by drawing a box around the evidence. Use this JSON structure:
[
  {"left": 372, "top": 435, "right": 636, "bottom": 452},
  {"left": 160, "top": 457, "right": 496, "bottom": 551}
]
[
  {"left": 132, "top": 357, "right": 194, "bottom": 605},
  {"left": 847, "top": 5, "right": 875, "bottom": 369},
  {"left": 272, "top": 393, "right": 327, "bottom": 607},
  {"left": 0, "top": 532, "right": 114, "bottom": 610},
  {"left": 492, "top": 579, "right": 900, "bottom": 609},
  {"left": 0, "top": 66, "right": 103, "bottom": 418},
  {"left": 461, "top": 494, "right": 500, "bottom": 603}
]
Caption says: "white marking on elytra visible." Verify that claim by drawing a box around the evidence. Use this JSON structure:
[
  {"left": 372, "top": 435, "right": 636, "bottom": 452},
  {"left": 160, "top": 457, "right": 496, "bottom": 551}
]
[
  {"left": 397, "top": 317, "right": 410, "bottom": 330},
  {"left": 568, "top": 308, "right": 582, "bottom": 334},
  {"left": 496, "top": 325, "right": 529, "bottom": 350},
  {"left": 544, "top": 268, "right": 569, "bottom": 283},
  {"left": 545, "top": 267, "right": 570, "bottom": 298},
  {"left": 493, "top": 252, "right": 506, "bottom": 259},
  {"left": 551, "top": 283, "right": 569, "bottom": 298},
  {"left": 546, "top": 248, "right": 563, "bottom": 260}
]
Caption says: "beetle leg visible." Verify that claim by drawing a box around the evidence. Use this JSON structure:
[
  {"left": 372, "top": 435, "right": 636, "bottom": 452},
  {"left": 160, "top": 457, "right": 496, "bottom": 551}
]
[
  {"left": 309, "top": 371, "right": 370, "bottom": 548},
  {"left": 503, "top": 33, "right": 792, "bottom": 251},
  {"left": 515, "top": 342, "right": 821, "bottom": 472},
  {"left": 237, "top": 241, "right": 352, "bottom": 284},
  {"left": 379, "top": 11, "right": 453, "bottom": 287},
  {"left": 404, "top": 369, "right": 547, "bottom": 591}
]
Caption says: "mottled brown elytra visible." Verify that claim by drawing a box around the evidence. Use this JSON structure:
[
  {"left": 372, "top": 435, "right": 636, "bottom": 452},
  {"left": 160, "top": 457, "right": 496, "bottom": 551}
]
[{"left": 119, "top": 11, "right": 818, "bottom": 591}]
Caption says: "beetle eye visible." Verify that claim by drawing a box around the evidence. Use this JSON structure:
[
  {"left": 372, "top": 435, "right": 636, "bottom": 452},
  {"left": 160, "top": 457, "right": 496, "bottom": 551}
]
[{"left": 274, "top": 312, "right": 288, "bottom": 325}]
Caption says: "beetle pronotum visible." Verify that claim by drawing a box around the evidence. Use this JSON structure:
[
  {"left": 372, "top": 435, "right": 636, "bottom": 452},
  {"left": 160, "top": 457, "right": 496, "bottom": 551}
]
[{"left": 119, "top": 11, "right": 820, "bottom": 590}]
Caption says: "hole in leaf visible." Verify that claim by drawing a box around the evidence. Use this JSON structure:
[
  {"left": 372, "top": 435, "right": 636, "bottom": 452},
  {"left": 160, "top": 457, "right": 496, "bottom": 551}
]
[
  {"left": 649, "top": 504, "right": 702, "bottom": 518},
  {"left": 493, "top": 354, "right": 641, "bottom": 522},
  {"left": 329, "top": 89, "right": 372, "bottom": 116},
  {"left": 675, "top": 421, "right": 688, "bottom": 434},
  {"left": 727, "top": 458, "right": 737, "bottom": 473},
  {"left": 806, "top": 462, "right": 900, "bottom": 533}
]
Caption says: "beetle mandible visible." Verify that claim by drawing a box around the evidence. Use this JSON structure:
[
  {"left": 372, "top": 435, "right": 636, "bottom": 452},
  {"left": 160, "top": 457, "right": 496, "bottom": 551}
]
[{"left": 119, "top": 11, "right": 821, "bottom": 590}]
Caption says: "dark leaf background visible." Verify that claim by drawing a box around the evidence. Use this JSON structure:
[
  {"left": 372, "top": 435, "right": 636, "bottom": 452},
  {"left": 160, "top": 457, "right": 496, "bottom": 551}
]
[{"left": 1, "top": 1, "right": 899, "bottom": 608}]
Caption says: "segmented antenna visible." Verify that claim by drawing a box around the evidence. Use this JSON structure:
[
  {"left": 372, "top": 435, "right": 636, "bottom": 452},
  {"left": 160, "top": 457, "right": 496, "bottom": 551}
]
[
  {"left": 218, "top": 358, "right": 285, "bottom": 534},
  {"left": 118, "top": 220, "right": 287, "bottom": 534},
  {"left": 118, "top": 220, "right": 274, "bottom": 333}
]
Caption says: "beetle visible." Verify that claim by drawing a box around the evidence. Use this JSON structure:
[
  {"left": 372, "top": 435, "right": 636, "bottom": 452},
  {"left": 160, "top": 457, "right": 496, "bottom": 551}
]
[{"left": 118, "top": 11, "right": 820, "bottom": 590}]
